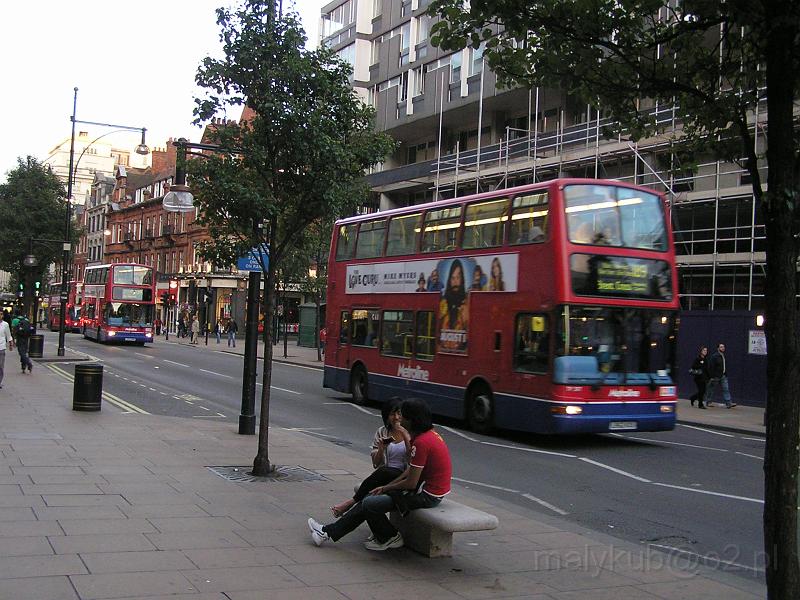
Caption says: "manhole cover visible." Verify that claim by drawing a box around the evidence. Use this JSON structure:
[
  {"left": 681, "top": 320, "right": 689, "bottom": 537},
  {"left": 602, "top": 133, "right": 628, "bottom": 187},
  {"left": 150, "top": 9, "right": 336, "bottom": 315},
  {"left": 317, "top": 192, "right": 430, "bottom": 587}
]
[{"left": 206, "top": 465, "right": 329, "bottom": 483}]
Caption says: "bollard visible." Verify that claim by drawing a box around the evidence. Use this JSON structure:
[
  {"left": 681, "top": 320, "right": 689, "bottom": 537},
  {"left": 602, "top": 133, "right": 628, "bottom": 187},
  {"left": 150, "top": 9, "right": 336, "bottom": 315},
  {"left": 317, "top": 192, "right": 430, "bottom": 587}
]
[
  {"left": 73, "top": 364, "right": 103, "bottom": 412},
  {"left": 28, "top": 334, "right": 44, "bottom": 359}
]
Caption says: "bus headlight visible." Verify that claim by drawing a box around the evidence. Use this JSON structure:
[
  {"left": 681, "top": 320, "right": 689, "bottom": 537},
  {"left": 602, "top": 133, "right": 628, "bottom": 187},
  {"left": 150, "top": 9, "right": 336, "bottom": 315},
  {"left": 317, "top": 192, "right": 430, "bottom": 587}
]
[
  {"left": 551, "top": 405, "right": 583, "bottom": 415},
  {"left": 146, "top": 333, "right": 153, "bottom": 337},
  {"left": 660, "top": 405, "right": 674, "bottom": 413},
  {"left": 107, "top": 331, "right": 116, "bottom": 337}
]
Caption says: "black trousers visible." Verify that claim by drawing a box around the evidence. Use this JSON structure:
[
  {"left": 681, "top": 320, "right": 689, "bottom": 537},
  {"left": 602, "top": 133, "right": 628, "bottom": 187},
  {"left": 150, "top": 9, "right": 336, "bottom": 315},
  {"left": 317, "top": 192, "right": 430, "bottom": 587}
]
[
  {"left": 690, "top": 377, "right": 707, "bottom": 404},
  {"left": 353, "top": 466, "right": 403, "bottom": 503}
]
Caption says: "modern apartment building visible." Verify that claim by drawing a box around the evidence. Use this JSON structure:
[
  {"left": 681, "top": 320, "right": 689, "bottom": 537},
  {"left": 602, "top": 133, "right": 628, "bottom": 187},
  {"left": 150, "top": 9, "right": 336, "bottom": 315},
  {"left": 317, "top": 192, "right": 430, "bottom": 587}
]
[{"left": 320, "top": 0, "right": 785, "bottom": 404}]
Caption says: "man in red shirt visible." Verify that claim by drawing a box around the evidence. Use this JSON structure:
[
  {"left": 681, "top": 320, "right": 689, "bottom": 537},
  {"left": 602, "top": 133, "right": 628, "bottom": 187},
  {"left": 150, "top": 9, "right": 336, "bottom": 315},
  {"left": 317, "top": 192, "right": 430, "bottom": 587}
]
[{"left": 308, "top": 398, "right": 452, "bottom": 551}]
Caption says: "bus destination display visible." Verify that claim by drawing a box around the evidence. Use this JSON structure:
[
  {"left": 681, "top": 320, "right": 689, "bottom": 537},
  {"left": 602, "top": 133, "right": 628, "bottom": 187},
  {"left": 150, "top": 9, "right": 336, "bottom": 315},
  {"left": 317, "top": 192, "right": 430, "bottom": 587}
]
[{"left": 570, "top": 254, "right": 672, "bottom": 301}]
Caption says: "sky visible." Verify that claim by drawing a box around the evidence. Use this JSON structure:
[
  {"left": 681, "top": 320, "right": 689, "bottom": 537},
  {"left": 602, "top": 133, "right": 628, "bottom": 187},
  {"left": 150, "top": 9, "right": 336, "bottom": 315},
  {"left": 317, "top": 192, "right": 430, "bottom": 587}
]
[{"left": 0, "top": 0, "right": 322, "bottom": 183}]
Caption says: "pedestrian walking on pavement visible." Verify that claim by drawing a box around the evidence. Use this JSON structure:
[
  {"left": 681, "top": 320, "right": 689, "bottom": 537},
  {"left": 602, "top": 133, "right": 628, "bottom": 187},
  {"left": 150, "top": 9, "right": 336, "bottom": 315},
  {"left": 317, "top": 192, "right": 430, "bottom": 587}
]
[
  {"left": 214, "top": 320, "right": 222, "bottom": 344},
  {"left": 11, "top": 312, "right": 34, "bottom": 374},
  {"left": 177, "top": 314, "right": 186, "bottom": 338},
  {"left": 704, "top": 342, "right": 736, "bottom": 408},
  {"left": 0, "top": 315, "right": 14, "bottom": 388},
  {"left": 227, "top": 319, "right": 238, "bottom": 347},
  {"left": 689, "top": 346, "right": 709, "bottom": 409},
  {"left": 154, "top": 317, "right": 162, "bottom": 336},
  {"left": 308, "top": 398, "right": 452, "bottom": 551},
  {"left": 190, "top": 316, "right": 200, "bottom": 345}
]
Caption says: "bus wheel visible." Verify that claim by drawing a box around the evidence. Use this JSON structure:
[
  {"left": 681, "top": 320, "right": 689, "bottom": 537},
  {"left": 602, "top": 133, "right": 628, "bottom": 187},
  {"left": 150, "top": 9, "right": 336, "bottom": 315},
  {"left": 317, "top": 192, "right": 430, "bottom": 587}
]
[
  {"left": 350, "top": 366, "right": 369, "bottom": 405},
  {"left": 467, "top": 387, "right": 494, "bottom": 434}
]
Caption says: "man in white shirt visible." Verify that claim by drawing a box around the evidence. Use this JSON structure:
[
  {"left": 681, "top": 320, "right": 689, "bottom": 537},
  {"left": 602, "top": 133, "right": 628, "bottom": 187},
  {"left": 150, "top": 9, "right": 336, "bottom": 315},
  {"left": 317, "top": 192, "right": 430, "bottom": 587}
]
[{"left": 0, "top": 315, "right": 14, "bottom": 389}]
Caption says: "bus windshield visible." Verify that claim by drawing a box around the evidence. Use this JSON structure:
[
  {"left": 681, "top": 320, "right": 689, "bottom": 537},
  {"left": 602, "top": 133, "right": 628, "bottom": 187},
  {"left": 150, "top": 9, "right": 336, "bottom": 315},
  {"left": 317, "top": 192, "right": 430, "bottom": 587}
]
[
  {"left": 565, "top": 184, "right": 667, "bottom": 250},
  {"left": 557, "top": 306, "right": 676, "bottom": 380},
  {"left": 113, "top": 266, "right": 153, "bottom": 286},
  {"left": 104, "top": 303, "right": 154, "bottom": 327}
]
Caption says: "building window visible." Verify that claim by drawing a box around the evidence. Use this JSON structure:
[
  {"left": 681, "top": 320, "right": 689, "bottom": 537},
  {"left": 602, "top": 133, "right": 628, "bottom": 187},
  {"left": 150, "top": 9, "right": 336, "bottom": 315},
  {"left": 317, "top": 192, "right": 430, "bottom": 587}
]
[
  {"left": 450, "top": 51, "right": 462, "bottom": 84},
  {"left": 469, "top": 43, "right": 484, "bottom": 76},
  {"left": 412, "top": 66, "right": 424, "bottom": 97},
  {"left": 416, "top": 15, "right": 430, "bottom": 45},
  {"left": 371, "top": 36, "right": 383, "bottom": 65},
  {"left": 373, "top": 0, "right": 382, "bottom": 18}
]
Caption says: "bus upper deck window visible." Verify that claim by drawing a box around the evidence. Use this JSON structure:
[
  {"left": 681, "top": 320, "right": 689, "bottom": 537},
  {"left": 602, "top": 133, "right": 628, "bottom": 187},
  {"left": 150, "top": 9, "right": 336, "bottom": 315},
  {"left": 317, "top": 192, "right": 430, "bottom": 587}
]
[
  {"left": 421, "top": 207, "right": 462, "bottom": 253},
  {"left": 335, "top": 224, "right": 358, "bottom": 261},
  {"left": 355, "top": 219, "right": 387, "bottom": 259},
  {"left": 510, "top": 192, "right": 548, "bottom": 245},
  {"left": 463, "top": 199, "right": 509, "bottom": 249},
  {"left": 386, "top": 213, "right": 421, "bottom": 256}
]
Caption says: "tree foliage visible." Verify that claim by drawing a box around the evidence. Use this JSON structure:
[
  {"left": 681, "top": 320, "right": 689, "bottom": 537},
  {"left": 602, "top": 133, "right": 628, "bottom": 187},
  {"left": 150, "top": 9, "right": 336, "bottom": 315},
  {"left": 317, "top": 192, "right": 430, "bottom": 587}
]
[
  {"left": 430, "top": 1, "right": 798, "bottom": 597},
  {"left": 0, "top": 156, "right": 78, "bottom": 278},
  {"left": 188, "top": 0, "right": 393, "bottom": 475}
]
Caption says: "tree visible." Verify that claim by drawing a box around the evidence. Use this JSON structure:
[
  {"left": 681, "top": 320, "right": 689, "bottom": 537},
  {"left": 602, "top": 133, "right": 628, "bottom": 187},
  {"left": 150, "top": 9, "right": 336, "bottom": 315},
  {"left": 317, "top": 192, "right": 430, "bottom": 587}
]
[
  {"left": 188, "top": 0, "right": 394, "bottom": 476},
  {"left": 0, "top": 156, "right": 79, "bottom": 317},
  {"left": 428, "top": 1, "right": 799, "bottom": 596}
]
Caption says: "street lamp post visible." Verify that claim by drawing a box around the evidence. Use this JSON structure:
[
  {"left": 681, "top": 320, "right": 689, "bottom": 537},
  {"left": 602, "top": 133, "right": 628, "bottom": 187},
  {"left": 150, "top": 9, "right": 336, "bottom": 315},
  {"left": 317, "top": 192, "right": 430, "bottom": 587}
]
[
  {"left": 59, "top": 87, "right": 149, "bottom": 356},
  {"left": 163, "top": 138, "right": 260, "bottom": 436}
]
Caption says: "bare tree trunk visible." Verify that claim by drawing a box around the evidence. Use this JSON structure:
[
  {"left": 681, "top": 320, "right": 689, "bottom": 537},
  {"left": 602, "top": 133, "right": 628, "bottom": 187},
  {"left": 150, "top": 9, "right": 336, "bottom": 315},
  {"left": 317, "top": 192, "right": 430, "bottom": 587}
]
[{"left": 763, "top": 4, "right": 800, "bottom": 596}]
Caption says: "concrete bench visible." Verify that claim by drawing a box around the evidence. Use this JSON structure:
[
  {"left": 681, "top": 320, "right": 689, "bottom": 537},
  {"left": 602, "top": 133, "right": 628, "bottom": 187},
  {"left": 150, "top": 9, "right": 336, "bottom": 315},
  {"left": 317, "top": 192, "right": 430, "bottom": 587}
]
[{"left": 389, "top": 498, "right": 498, "bottom": 557}]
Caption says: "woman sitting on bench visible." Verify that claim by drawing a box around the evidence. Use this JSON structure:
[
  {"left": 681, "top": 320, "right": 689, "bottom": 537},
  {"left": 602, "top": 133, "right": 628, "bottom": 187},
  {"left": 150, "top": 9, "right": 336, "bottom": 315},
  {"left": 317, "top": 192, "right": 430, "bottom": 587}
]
[{"left": 329, "top": 399, "right": 410, "bottom": 518}]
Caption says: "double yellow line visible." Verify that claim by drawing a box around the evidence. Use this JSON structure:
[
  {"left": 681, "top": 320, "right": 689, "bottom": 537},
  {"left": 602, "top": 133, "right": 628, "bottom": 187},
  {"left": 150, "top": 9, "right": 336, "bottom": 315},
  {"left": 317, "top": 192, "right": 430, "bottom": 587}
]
[{"left": 46, "top": 364, "right": 150, "bottom": 414}]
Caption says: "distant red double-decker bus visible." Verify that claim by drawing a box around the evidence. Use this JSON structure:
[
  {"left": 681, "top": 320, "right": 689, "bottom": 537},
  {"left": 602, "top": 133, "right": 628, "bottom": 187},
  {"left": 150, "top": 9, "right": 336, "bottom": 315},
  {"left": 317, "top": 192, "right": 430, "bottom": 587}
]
[
  {"left": 81, "top": 263, "right": 156, "bottom": 344},
  {"left": 47, "top": 281, "right": 82, "bottom": 332},
  {"left": 323, "top": 178, "right": 679, "bottom": 435}
]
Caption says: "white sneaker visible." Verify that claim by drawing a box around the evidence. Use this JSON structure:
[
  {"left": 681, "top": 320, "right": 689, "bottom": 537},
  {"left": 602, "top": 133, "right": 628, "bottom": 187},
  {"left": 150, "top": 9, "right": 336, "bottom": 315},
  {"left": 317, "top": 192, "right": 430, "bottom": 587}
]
[
  {"left": 308, "top": 518, "right": 329, "bottom": 546},
  {"left": 364, "top": 532, "right": 403, "bottom": 551}
]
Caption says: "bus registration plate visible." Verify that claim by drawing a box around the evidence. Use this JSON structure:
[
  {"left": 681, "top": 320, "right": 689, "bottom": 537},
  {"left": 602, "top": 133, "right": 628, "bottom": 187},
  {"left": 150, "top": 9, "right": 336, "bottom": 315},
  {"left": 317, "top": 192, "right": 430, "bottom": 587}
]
[
  {"left": 609, "top": 421, "right": 637, "bottom": 431},
  {"left": 124, "top": 338, "right": 136, "bottom": 342}
]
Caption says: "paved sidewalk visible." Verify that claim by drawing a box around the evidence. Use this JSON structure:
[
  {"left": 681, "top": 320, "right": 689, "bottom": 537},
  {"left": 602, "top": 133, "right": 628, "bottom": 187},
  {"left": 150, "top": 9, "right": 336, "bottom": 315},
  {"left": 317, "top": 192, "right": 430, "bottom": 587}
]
[
  {"left": 158, "top": 334, "right": 767, "bottom": 436},
  {"left": 0, "top": 343, "right": 766, "bottom": 599}
]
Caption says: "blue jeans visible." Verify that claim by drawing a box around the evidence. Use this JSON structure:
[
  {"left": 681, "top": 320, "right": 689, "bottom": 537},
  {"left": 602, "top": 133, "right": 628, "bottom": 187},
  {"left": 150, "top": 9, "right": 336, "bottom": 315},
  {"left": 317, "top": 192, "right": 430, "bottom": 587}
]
[
  {"left": 16, "top": 338, "right": 33, "bottom": 371},
  {"left": 215, "top": 332, "right": 221, "bottom": 344},
  {"left": 705, "top": 375, "right": 732, "bottom": 407},
  {"left": 323, "top": 491, "right": 441, "bottom": 543},
  {"left": 228, "top": 331, "right": 236, "bottom": 347}
]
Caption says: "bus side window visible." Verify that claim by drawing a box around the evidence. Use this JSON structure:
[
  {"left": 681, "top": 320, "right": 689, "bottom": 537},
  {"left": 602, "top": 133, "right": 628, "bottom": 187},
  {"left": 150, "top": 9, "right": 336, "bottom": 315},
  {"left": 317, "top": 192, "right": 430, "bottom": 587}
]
[
  {"left": 415, "top": 310, "right": 435, "bottom": 361},
  {"left": 421, "top": 206, "right": 462, "bottom": 253},
  {"left": 339, "top": 311, "right": 350, "bottom": 344},
  {"left": 510, "top": 192, "right": 548, "bottom": 245},
  {"left": 351, "top": 309, "right": 379, "bottom": 347},
  {"left": 335, "top": 224, "right": 358, "bottom": 261},
  {"left": 355, "top": 219, "right": 387, "bottom": 259},
  {"left": 462, "top": 198, "right": 509, "bottom": 249},
  {"left": 513, "top": 314, "right": 550, "bottom": 374},
  {"left": 386, "top": 213, "right": 422, "bottom": 256},
  {"left": 380, "top": 310, "right": 414, "bottom": 358}
]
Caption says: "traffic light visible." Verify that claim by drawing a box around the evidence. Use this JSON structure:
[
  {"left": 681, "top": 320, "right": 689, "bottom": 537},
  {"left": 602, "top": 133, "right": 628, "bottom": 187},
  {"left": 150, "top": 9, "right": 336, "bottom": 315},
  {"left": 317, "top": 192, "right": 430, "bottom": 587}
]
[
  {"left": 34, "top": 281, "right": 41, "bottom": 298},
  {"left": 17, "top": 282, "right": 24, "bottom": 298},
  {"left": 160, "top": 291, "right": 170, "bottom": 305},
  {"left": 168, "top": 291, "right": 177, "bottom": 305}
]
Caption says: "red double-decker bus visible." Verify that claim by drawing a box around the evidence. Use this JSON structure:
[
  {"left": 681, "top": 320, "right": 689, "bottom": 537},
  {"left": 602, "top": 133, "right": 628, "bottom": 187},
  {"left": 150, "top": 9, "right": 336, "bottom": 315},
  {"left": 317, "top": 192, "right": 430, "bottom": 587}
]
[
  {"left": 47, "top": 281, "right": 82, "bottom": 332},
  {"left": 323, "top": 179, "right": 679, "bottom": 435},
  {"left": 81, "top": 263, "right": 156, "bottom": 344}
]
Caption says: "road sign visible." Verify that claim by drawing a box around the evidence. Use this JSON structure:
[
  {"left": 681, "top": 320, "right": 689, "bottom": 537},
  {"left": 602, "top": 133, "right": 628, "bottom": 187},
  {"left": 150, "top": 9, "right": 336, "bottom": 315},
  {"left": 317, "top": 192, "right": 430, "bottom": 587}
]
[{"left": 237, "top": 245, "right": 269, "bottom": 272}]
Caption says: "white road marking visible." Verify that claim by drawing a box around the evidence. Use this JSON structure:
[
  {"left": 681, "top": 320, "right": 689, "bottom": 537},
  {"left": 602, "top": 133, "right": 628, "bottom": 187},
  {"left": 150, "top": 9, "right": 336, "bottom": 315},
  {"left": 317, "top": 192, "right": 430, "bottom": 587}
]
[
  {"left": 198, "top": 406, "right": 210, "bottom": 411},
  {"left": 579, "top": 457, "right": 652, "bottom": 483},
  {"left": 159, "top": 392, "right": 168, "bottom": 396},
  {"left": 280, "top": 362, "right": 324, "bottom": 371},
  {"left": 199, "top": 368, "right": 234, "bottom": 379},
  {"left": 184, "top": 400, "right": 194, "bottom": 405},
  {"left": 164, "top": 359, "right": 191, "bottom": 368},
  {"left": 135, "top": 352, "right": 153, "bottom": 359},
  {"left": 452, "top": 477, "right": 519, "bottom": 493},
  {"left": 735, "top": 451, "right": 764, "bottom": 460},
  {"left": 216, "top": 412, "right": 226, "bottom": 417},
  {"left": 482, "top": 441, "right": 576, "bottom": 459},
  {"left": 439, "top": 425, "right": 481, "bottom": 442},
  {"left": 652, "top": 482, "right": 763, "bottom": 503},
  {"left": 648, "top": 543, "right": 765, "bottom": 574},
  {"left": 286, "top": 428, "right": 341, "bottom": 439},
  {"left": 678, "top": 424, "right": 734, "bottom": 437},
  {"left": 149, "top": 388, "right": 157, "bottom": 392},
  {"left": 522, "top": 493, "right": 570, "bottom": 515},
  {"left": 193, "top": 414, "right": 225, "bottom": 418},
  {"left": 271, "top": 386, "right": 301, "bottom": 395},
  {"left": 323, "top": 401, "right": 375, "bottom": 415},
  {"left": 609, "top": 433, "right": 728, "bottom": 452},
  {"left": 742, "top": 436, "right": 765, "bottom": 442}
]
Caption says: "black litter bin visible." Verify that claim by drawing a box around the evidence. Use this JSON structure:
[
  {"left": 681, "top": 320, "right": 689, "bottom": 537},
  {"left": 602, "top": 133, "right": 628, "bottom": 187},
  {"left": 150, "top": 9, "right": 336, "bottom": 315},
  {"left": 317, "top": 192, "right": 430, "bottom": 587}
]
[
  {"left": 73, "top": 364, "right": 103, "bottom": 412},
  {"left": 28, "top": 334, "right": 44, "bottom": 358}
]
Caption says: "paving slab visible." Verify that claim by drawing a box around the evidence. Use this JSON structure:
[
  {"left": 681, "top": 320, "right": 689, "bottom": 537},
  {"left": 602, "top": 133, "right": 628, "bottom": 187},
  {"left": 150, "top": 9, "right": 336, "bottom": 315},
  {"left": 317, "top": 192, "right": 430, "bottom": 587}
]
[
  {"left": 70, "top": 570, "right": 198, "bottom": 600},
  {"left": 182, "top": 546, "right": 293, "bottom": 569},
  {"left": 50, "top": 533, "right": 157, "bottom": 554},
  {"left": 79, "top": 550, "right": 198, "bottom": 574},
  {"left": 0, "top": 553, "right": 87, "bottom": 579},
  {"left": 0, "top": 575, "right": 79, "bottom": 600},
  {"left": 0, "top": 535, "right": 55, "bottom": 557},
  {"left": 181, "top": 565, "right": 303, "bottom": 593}
]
